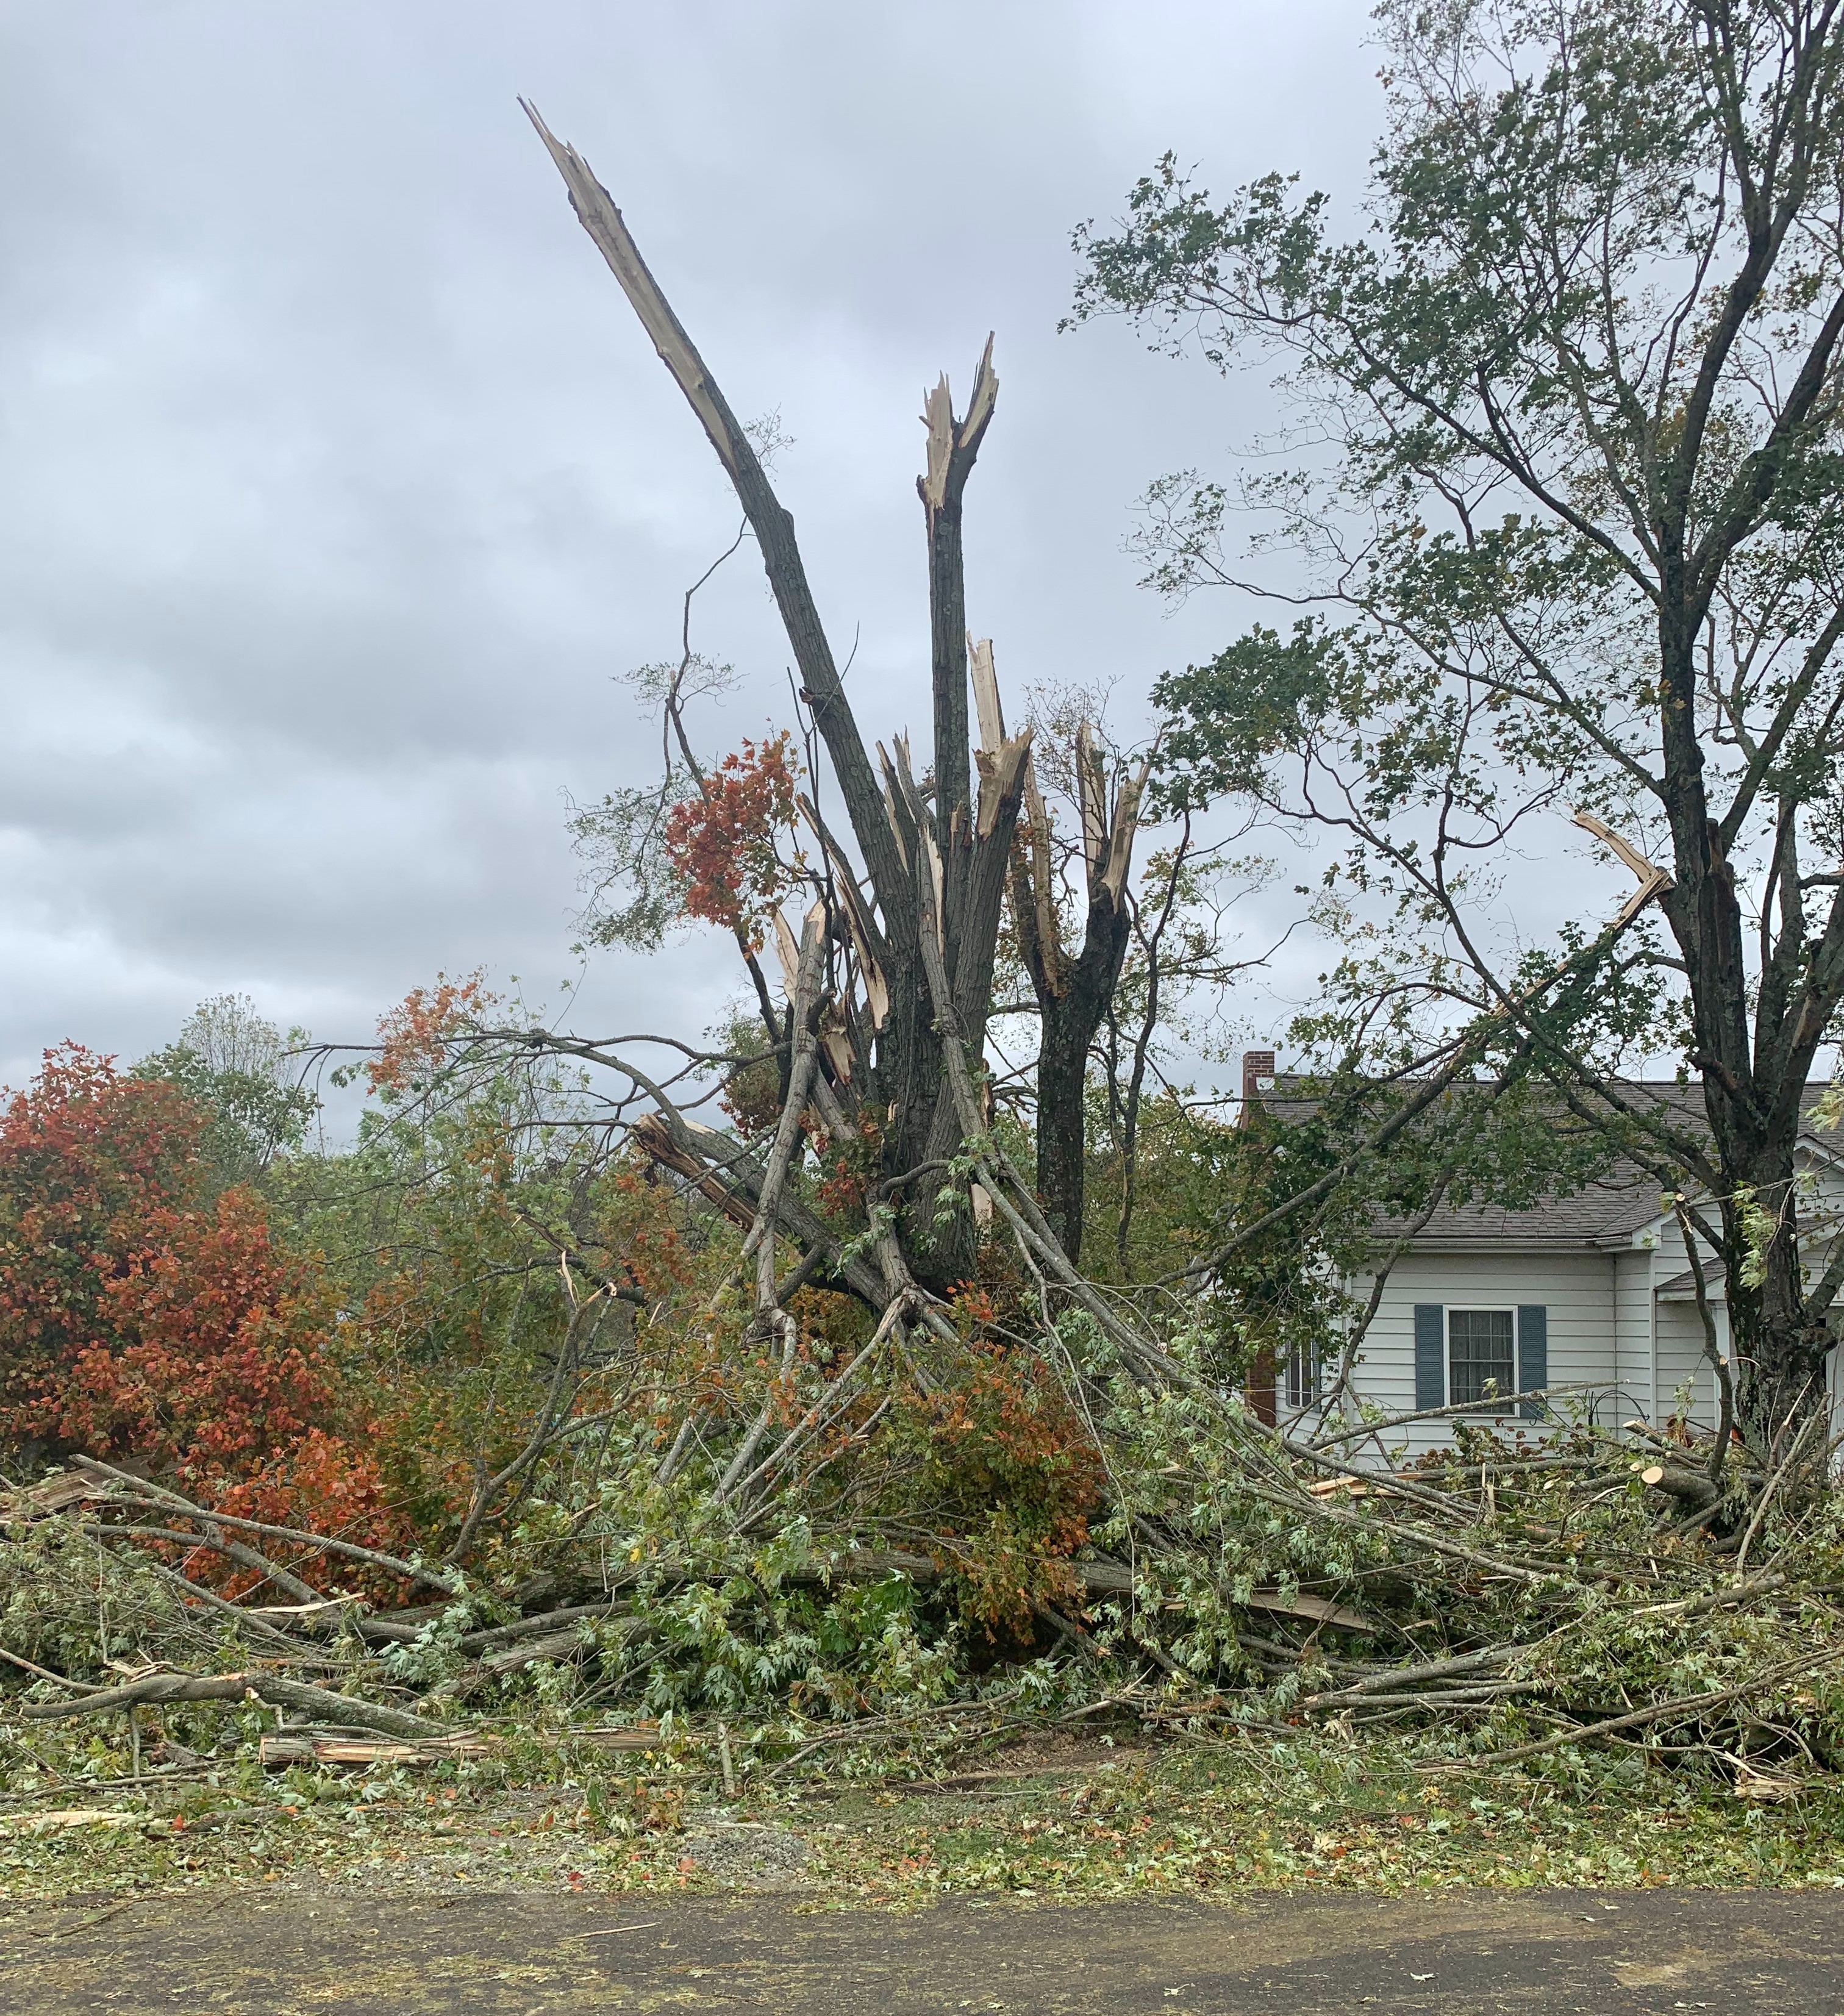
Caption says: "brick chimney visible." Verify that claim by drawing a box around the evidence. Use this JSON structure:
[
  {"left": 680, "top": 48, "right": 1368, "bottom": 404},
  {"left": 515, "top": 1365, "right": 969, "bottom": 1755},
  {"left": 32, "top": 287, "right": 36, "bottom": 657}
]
[{"left": 1240, "top": 1048, "right": 1276, "bottom": 1118}]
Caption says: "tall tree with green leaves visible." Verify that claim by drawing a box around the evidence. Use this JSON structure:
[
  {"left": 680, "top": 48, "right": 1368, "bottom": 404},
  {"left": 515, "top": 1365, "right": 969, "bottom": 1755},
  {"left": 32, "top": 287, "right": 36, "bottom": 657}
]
[
  {"left": 1073, "top": 0, "right": 1844, "bottom": 1451},
  {"left": 135, "top": 995, "right": 318, "bottom": 1193}
]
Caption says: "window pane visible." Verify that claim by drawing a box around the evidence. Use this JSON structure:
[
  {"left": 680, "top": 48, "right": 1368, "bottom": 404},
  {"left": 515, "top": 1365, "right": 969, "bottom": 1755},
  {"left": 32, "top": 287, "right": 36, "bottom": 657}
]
[
  {"left": 1286, "top": 1344, "right": 1317, "bottom": 1410},
  {"left": 1448, "top": 1309, "right": 1515, "bottom": 1406}
]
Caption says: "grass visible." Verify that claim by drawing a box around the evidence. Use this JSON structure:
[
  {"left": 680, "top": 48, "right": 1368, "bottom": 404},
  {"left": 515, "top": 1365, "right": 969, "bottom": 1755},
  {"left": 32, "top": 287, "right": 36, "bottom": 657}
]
[{"left": 5, "top": 1718, "right": 1844, "bottom": 1906}]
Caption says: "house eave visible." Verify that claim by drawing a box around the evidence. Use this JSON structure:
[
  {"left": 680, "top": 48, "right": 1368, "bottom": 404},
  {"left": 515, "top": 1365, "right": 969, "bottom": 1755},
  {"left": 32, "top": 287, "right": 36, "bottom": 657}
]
[{"left": 1365, "top": 1237, "right": 1612, "bottom": 1257}]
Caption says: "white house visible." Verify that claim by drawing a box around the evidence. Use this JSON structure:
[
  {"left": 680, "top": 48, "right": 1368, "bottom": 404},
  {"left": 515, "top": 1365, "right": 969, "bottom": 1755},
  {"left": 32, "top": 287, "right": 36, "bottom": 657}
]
[{"left": 1238, "top": 1053, "right": 1844, "bottom": 1453}]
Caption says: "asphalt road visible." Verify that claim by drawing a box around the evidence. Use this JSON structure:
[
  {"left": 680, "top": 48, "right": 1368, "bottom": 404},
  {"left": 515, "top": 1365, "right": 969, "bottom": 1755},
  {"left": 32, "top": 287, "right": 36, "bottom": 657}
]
[{"left": 4, "top": 1886, "right": 1843, "bottom": 2013}]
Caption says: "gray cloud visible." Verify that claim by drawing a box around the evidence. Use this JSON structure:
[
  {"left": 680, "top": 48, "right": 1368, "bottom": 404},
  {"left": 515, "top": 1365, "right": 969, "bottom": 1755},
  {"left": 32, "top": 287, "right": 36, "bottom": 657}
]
[{"left": 0, "top": 0, "right": 1386, "bottom": 1092}]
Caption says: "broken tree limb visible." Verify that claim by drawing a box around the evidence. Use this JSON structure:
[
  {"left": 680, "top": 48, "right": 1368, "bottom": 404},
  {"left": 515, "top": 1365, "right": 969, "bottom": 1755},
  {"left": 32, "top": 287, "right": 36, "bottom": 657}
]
[
  {"left": 21, "top": 1671, "right": 452, "bottom": 1739},
  {"left": 260, "top": 1732, "right": 493, "bottom": 1767},
  {"left": 70, "top": 1459, "right": 322, "bottom": 1607},
  {"left": 745, "top": 903, "right": 827, "bottom": 1312},
  {"left": 628, "top": 1081, "right": 887, "bottom": 1309},
  {"left": 720, "top": 1292, "right": 909, "bottom": 1511},
  {"left": 74, "top": 1470, "right": 466, "bottom": 1598},
  {"left": 715, "top": 1310, "right": 801, "bottom": 1504},
  {"left": 1309, "top": 1647, "right": 1518, "bottom": 1700},
  {"left": 918, "top": 337, "right": 998, "bottom": 862},
  {"left": 521, "top": 100, "right": 906, "bottom": 928},
  {"left": 1426, "top": 1642, "right": 1844, "bottom": 1771}
]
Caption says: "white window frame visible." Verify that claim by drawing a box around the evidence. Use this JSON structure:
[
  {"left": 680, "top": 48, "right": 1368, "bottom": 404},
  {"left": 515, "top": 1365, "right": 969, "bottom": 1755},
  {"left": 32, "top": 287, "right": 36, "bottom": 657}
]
[
  {"left": 1446, "top": 1304, "right": 1517, "bottom": 1412},
  {"left": 1284, "top": 1340, "right": 1318, "bottom": 1412}
]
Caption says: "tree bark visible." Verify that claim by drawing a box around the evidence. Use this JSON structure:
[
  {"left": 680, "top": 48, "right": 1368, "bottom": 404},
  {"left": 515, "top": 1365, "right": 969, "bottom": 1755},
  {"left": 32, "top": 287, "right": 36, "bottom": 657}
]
[
  {"left": 1032, "top": 892, "right": 1134, "bottom": 1262},
  {"left": 527, "top": 107, "right": 1026, "bottom": 1293},
  {"left": 1007, "top": 728, "right": 1150, "bottom": 1265}
]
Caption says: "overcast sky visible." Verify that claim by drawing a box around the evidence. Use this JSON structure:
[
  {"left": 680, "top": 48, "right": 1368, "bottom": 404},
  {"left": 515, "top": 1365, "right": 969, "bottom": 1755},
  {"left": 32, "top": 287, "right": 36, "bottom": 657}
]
[{"left": 0, "top": 0, "right": 1407, "bottom": 1099}]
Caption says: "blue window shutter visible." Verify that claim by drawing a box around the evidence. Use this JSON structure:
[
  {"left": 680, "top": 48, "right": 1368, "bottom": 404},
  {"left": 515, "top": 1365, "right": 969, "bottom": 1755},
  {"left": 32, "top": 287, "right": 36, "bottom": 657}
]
[
  {"left": 1413, "top": 1304, "right": 1445, "bottom": 1411},
  {"left": 1517, "top": 1305, "right": 1548, "bottom": 1419}
]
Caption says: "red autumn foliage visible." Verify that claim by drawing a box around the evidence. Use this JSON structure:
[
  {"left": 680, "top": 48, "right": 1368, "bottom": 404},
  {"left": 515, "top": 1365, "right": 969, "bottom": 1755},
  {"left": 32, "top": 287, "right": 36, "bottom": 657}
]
[
  {"left": 51, "top": 1188, "right": 341, "bottom": 1476},
  {"left": 897, "top": 1328, "right": 1106, "bottom": 1639},
  {"left": 0, "top": 1046, "right": 202, "bottom": 1421},
  {"left": 367, "top": 971, "right": 492, "bottom": 1098},
  {"left": 662, "top": 734, "right": 801, "bottom": 946},
  {"left": 0, "top": 1046, "right": 413, "bottom": 1566},
  {"left": 920, "top": 1343, "right": 1103, "bottom": 1560}
]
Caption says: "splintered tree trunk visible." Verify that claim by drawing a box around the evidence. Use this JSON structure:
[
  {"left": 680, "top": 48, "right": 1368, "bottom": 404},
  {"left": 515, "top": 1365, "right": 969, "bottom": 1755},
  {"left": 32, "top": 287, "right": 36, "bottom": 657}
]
[
  {"left": 1006, "top": 710, "right": 1150, "bottom": 1267},
  {"left": 528, "top": 107, "right": 1028, "bottom": 1296},
  {"left": 1033, "top": 899, "right": 1133, "bottom": 1263}
]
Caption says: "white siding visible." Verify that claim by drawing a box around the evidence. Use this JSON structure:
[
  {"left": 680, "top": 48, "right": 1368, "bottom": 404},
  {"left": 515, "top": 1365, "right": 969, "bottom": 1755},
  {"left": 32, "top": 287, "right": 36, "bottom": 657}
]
[
  {"left": 1653, "top": 1303, "right": 1724, "bottom": 1426},
  {"left": 1334, "top": 1250, "right": 1617, "bottom": 1458},
  {"left": 1310, "top": 1142, "right": 1844, "bottom": 1456},
  {"left": 1612, "top": 1247, "right": 1656, "bottom": 1419}
]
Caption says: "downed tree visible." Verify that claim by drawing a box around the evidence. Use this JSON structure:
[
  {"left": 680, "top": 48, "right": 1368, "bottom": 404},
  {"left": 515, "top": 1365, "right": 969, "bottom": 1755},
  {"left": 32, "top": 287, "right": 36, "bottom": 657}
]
[
  {"left": 20, "top": 1669, "right": 448, "bottom": 1740},
  {"left": 6, "top": 1354, "right": 1843, "bottom": 1792}
]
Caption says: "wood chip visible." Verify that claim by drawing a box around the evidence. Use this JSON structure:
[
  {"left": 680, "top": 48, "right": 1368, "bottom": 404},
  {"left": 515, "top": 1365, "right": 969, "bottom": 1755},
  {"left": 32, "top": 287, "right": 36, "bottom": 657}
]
[{"left": 259, "top": 1734, "right": 495, "bottom": 1767}]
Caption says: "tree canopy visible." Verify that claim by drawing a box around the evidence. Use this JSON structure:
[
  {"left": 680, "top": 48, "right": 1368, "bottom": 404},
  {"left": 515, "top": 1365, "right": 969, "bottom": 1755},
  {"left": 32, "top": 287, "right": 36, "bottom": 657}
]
[{"left": 1073, "top": 0, "right": 1844, "bottom": 1443}]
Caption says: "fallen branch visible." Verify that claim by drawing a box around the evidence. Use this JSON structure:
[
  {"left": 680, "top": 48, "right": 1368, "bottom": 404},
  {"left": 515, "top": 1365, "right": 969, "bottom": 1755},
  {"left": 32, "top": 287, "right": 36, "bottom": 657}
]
[
  {"left": 259, "top": 1732, "right": 494, "bottom": 1767},
  {"left": 21, "top": 1671, "right": 452, "bottom": 1740},
  {"left": 71, "top": 1469, "right": 466, "bottom": 1596},
  {"left": 71, "top": 1458, "right": 321, "bottom": 1606},
  {"left": 1424, "top": 1643, "right": 1844, "bottom": 1771}
]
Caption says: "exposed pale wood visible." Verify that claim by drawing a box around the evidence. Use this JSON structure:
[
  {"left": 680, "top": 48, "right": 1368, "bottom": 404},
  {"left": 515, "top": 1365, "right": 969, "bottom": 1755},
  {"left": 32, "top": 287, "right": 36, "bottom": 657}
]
[
  {"left": 11, "top": 1471, "right": 99, "bottom": 1515},
  {"left": 961, "top": 334, "right": 998, "bottom": 451},
  {"left": 875, "top": 740, "right": 912, "bottom": 870},
  {"left": 1076, "top": 723, "right": 1107, "bottom": 891},
  {"left": 260, "top": 1733, "right": 494, "bottom": 1767},
  {"left": 968, "top": 635, "right": 1005, "bottom": 750},
  {"left": 1017, "top": 763, "right": 1064, "bottom": 996},
  {"left": 801, "top": 814, "right": 889, "bottom": 1030},
  {"left": 921, "top": 828, "right": 947, "bottom": 954},
  {"left": 920, "top": 374, "right": 955, "bottom": 513},
  {"left": 772, "top": 909, "right": 802, "bottom": 999},
  {"left": 583, "top": 1727, "right": 664, "bottom": 1751},
  {"left": 975, "top": 730, "right": 1034, "bottom": 841},
  {"left": 1572, "top": 806, "right": 1673, "bottom": 888},
  {"left": 633, "top": 1113, "right": 756, "bottom": 1231},
  {"left": 1100, "top": 754, "right": 1154, "bottom": 905},
  {"left": 631, "top": 1101, "right": 887, "bottom": 1307},
  {"left": 818, "top": 1005, "right": 855, "bottom": 1084},
  {"left": 745, "top": 903, "right": 828, "bottom": 1312}
]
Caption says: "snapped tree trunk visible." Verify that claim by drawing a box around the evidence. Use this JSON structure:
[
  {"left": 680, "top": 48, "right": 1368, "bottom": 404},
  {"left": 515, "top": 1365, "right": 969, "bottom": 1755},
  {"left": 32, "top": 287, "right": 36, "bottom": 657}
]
[
  {"left": 1001, "top": 704, "right": 1150, "bottom": 1266},
  {"left": 1032, "top": 896, "right": 1133, "bottom": 1263},
  {"left": 527, "top": 107, "right": 1030, "bottom": 1293}
]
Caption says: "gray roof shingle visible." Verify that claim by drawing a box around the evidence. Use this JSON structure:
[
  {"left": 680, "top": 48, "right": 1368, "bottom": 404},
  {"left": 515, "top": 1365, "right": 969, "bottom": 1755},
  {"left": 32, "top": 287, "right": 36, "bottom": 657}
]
[{"left": 1250, "top": 1076, "right": 1835, "bottom": 1252}]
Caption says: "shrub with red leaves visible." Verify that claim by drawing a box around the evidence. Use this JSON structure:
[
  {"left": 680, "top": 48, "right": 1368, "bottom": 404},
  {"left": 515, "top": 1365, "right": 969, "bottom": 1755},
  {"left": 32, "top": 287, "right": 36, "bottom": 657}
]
[{"left": 0, "top": 1045, "right": 409, "bottom": 1563}]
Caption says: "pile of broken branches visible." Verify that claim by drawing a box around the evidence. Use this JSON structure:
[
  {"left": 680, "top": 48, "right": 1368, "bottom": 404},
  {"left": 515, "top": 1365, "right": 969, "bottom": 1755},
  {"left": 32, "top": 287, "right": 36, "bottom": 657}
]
[{"left": 5, "top": 1351, "right": 1842, "bottom": 1793}]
